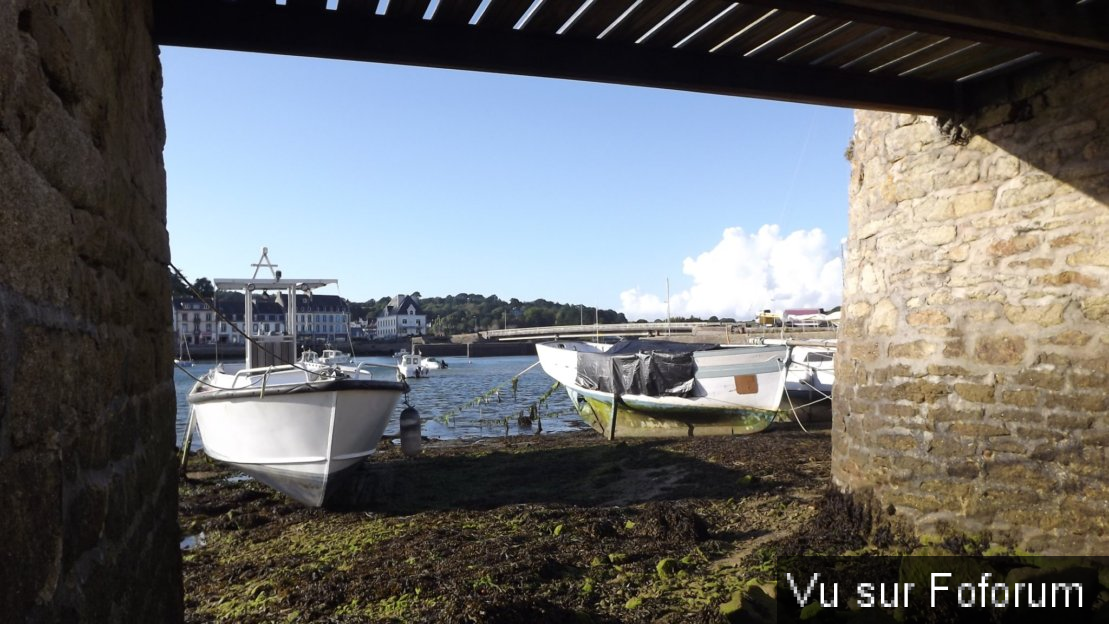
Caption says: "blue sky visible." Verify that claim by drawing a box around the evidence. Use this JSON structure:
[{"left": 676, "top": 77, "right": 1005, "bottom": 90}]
[{"left": 162, "top": 46, "right": 852, "bottom": 320}]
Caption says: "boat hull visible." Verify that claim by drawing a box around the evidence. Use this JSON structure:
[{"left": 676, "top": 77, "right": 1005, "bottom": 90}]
[
  {"left": 188, "top": 373, "right": 404, "bottom": 506},
  {"left": 537, "top": 341, "right": 788, "bottom": 439},
  {"left": 567, "top": 387, "right": 776, "bottom": 438}
]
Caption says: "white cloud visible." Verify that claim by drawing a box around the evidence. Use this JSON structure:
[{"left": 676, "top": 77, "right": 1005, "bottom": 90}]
[{"left": 619, "top": 224, "right": 842, "bottom": 321}]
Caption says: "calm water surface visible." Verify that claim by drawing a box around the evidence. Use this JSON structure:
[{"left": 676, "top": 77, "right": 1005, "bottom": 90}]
[{"left": 174, "top": 355, "right": 588, "bottom": 450}]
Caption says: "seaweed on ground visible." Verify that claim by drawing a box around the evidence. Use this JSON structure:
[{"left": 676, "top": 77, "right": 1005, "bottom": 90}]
[{"left": 180, "top": 425, "right": 835, "bottom": 623}]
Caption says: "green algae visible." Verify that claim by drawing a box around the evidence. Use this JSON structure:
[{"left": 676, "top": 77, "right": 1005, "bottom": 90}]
[{"left": 182, "top": 427, "right": 836, "bottom": 623}]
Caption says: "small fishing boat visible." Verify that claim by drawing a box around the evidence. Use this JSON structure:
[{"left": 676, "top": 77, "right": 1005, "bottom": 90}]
[
  {"left": 318, "top": 347, "right": 354, "bottom": 366},
  {"left": 397, "top": 351, "right": 429, "bottom": 379},
  {"left": 419, "top": 355, "right": 447, "bottom": 370},
  {"left": 757, "top": 338, "right": 835, "bottom": 401},
  {"left": 536, "top": 339, "right": 791, "bottom": 438},
  {"left": 186, "top": 248, "right": 407, "bottom": 506}
]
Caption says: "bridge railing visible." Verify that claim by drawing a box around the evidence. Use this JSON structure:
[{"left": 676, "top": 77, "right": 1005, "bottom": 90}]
[{"left": 481, "top": 322, "right": 719, "bottom": 340}]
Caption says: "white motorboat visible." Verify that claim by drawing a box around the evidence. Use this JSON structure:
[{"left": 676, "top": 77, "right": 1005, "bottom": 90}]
[
  {"left": 396, "top": 351, "right": 429, "bottom": 379},
  {"left": 758, "top": 338, "right": 835, "bottom": 401},
  {"left": 317, "top": 347, "right": 354, "bottom": 366},
  {"left": 186, "top": 248, "right": 407, "bottom": 507},
  {"left": 536, "top": 339, "right": 791, "bottom": 439},
  {"left": 419, "top": 355, "right": 447, "bottom": 370}
]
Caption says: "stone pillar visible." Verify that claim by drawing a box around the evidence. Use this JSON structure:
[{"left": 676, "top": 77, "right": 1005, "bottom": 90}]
[
  {"left": 835, "top": 60, "right": 1109, "bottom": 554},
  {"left": 0, "top": 1, "right": 181, "bottom": 620}
]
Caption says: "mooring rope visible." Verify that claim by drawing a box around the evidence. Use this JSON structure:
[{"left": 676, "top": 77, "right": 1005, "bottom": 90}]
[
  {"left": 168, "top": 261, "right": 329, "bottom": 380},
  {"left": 435, "top": 360, "right": 546, "bottom": 424}
]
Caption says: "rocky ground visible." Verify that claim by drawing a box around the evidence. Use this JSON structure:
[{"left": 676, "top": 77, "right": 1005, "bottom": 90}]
[{"left": 178, "top": 422, "right": 863, "bottom": 623}]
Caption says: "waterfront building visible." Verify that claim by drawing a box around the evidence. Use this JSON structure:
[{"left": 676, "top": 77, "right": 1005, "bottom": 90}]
[
  {"left": 173, "top": 297, "right": 218, "bottom": 344},
  {"left": 376, "top": 293, "right": 426, "bottom": 339},
  {"left": 171, "top": 294, "right": 352, "bottom": 345}
]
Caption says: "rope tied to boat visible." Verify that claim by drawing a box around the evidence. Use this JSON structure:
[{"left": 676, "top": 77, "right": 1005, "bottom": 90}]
[
  {"left": 434, "top": 360, "right": 555, "bottom": 426},
  {"left": 168, "top": 260, "right": 330, "bottom": 378}
]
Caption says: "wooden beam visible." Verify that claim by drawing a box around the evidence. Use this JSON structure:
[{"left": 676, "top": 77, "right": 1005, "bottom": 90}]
[
  {"left": 733, "top": 0, "right": 1109, "bottom": 63},
  {"left": 153, "top": 0, "right": 961, "bottom": 115}
]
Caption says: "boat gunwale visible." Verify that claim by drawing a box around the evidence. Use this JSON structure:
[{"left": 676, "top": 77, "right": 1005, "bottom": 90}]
[{"left": 187, "top": 377, "right": 406, "bottom": 404}]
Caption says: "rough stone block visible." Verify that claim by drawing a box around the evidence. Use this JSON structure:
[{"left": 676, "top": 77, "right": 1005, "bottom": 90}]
[
  {"left": 1067, "top": 248, "right": 1109, "bottom": 267},
  {"left": 918, "top": 225, "right": 957, "bottom": 246},
  {"left": 1003, "top": 302, "right": 1067, "bottom": 327},
  {"left": 974, "top": 335, "right": 1026, "bottom": 365},
  {"left": 1079, "top": 295, "right": 1109, "bottom": 321},
  {"left": 905, "top": 309, "right": 951, "bottom": 326},
  {"left": 888, "top": 340, "right": 936, "bottom": 359},
  {"left": 949, "top": 422, "right": 1011, "bottom": 437},
  {"left": 988, "top": 234, "right": 1041, "bottom": 257},
  {"left": 1001, "top": 389, "right": 1040, "bottom": 408},
  {"left": 954, "top": 383, "right": 996, "bottom": 403}
]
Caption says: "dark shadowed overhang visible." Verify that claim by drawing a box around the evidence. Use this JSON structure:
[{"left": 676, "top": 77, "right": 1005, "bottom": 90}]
[{"left": 153, "top": 0, "right": 1109, "bottom": 116}]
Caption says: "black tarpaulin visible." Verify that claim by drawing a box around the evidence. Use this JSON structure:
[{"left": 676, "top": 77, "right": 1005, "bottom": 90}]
[{"left": 574, "top": 340, "right": 721, "bottom": 398}]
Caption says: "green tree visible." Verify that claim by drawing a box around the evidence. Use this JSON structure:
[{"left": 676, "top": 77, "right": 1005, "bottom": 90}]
[{"left": 192, "top": 277, "right": 215, "bottom": 299}]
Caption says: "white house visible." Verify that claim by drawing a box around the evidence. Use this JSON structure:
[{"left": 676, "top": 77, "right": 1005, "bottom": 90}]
[{"left": 376, "top": 294, "right": 426, "bottom": 338}]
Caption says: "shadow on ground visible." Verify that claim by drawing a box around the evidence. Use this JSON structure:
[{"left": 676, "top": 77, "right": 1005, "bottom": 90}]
[{"left": 329, "top": 436, "right": 776, "bottom": 514}]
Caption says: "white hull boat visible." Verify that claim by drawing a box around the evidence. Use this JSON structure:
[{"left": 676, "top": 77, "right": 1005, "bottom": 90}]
[
  {"left": 318, "top": 348, "right": 355, "bottom": 366},
  {"left": 419, "top": 356, "right": 447, "bottom": 370},
  {"left": 397, "top": 352, "right": 429, "bottom": 379},
  {"left": 186, "top": 249, "right": 407, "bottom": 506},
  {"left": 536, "top": 340, "right": 791, "bottom": 438},
  {"left": 189, "top": 364, "right": 403, "bottom": 506},
  {"left": 759, "top": 338, "right": 836, "bottom": 401}
]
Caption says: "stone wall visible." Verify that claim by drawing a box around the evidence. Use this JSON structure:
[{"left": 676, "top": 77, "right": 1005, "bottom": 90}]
[
  {"left": 835, "top": 60, "right": 1109, "bottom": 554},
  {"left": 0, "top": 1, "right": 181, "bottom": 620}
]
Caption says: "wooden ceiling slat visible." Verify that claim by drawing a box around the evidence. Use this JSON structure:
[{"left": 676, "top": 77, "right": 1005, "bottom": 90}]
[
  {"left": 868, "top": 37, "right": 974, "bottom": 76},
  {"left": 523, "top": 1, "right": 590, "bottom": 35},
  {"left": 839, "top": 32, "right": 946, "bottom": 71},
  {"left": 734, "top": 0, "right": 1109, "bottom": 62},
  {"left": 386, "top": 0, "right": 431, "bottom": 20},
  {"left": 744, "top": 16, "right": 849, "bottom": 60},
  {"left": 336, "top": 0, "right": 378, "bottom": 16},
  {"left": 597, "top": 0, "right": 689, "bottom": 43},
  {"left": 712, "top": 9, "right": 814, "bottom": 56},
  {"left": 634, "top": 1, "right": 737, "bottom": 49},
  {"left": 284, "top": 0, "right": 329, "bottom": 12},
  {"left": 774, "top": 21, "right": 871, "bottom": 63},
  {"left": 907, "top": 44, "right": 1028, "bottom": 81},
  {"left": 431, "top": 0, "right": 485, "bottom": 25},
  {"left": 808, "top": 26, "right": 914, "bottom": 68},
  {"left": 678, "top": 5, "right": 780, "bottom": 54},
  {"left": 476, "top": 0, "right": 535, "bottom": 30},
  {"left": 561, "top": 0, "right": 641, "bottom": 39}
]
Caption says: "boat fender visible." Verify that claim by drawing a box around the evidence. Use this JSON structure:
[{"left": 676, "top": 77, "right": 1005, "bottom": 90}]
[{"left": 400, "top": 406, "right": 421, "bottom": 457}]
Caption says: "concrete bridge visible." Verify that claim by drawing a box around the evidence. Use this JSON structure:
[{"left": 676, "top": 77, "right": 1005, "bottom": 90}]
[
  {"left": 483, "top": 321, "right": 716, "bottom": 341},
  {"left": 481, "top": 322, "right": 830, "bottom": 342}
]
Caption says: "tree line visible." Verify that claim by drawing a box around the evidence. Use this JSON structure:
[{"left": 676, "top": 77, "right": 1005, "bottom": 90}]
[
  {"left": 171, "top": 271, "right": 626, "bottom": 335},
  {"left": 351, "top": 292, "right": 628, "bottom": 336}
]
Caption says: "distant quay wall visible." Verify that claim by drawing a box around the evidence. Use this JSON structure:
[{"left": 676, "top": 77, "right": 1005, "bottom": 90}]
[{"left": 184, "top": 339, "right": 537, "bottom": 360}]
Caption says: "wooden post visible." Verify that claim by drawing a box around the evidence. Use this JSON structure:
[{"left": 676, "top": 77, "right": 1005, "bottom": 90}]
[
  {"left": 179, "top": 407, "right": 197, "bottom": 474},
  {"left": 608, "top": 394, "right": 618, "bottom": 441}
]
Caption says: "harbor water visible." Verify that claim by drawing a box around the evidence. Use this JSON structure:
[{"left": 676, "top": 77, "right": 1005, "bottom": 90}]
[{"left": 174, "top": 355, "right": 589, "bottom": 451}]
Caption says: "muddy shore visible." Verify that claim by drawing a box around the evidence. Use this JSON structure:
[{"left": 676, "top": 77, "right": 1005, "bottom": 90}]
[{"left": 179, "top": 424, "right": 844, "bottom": 623}]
